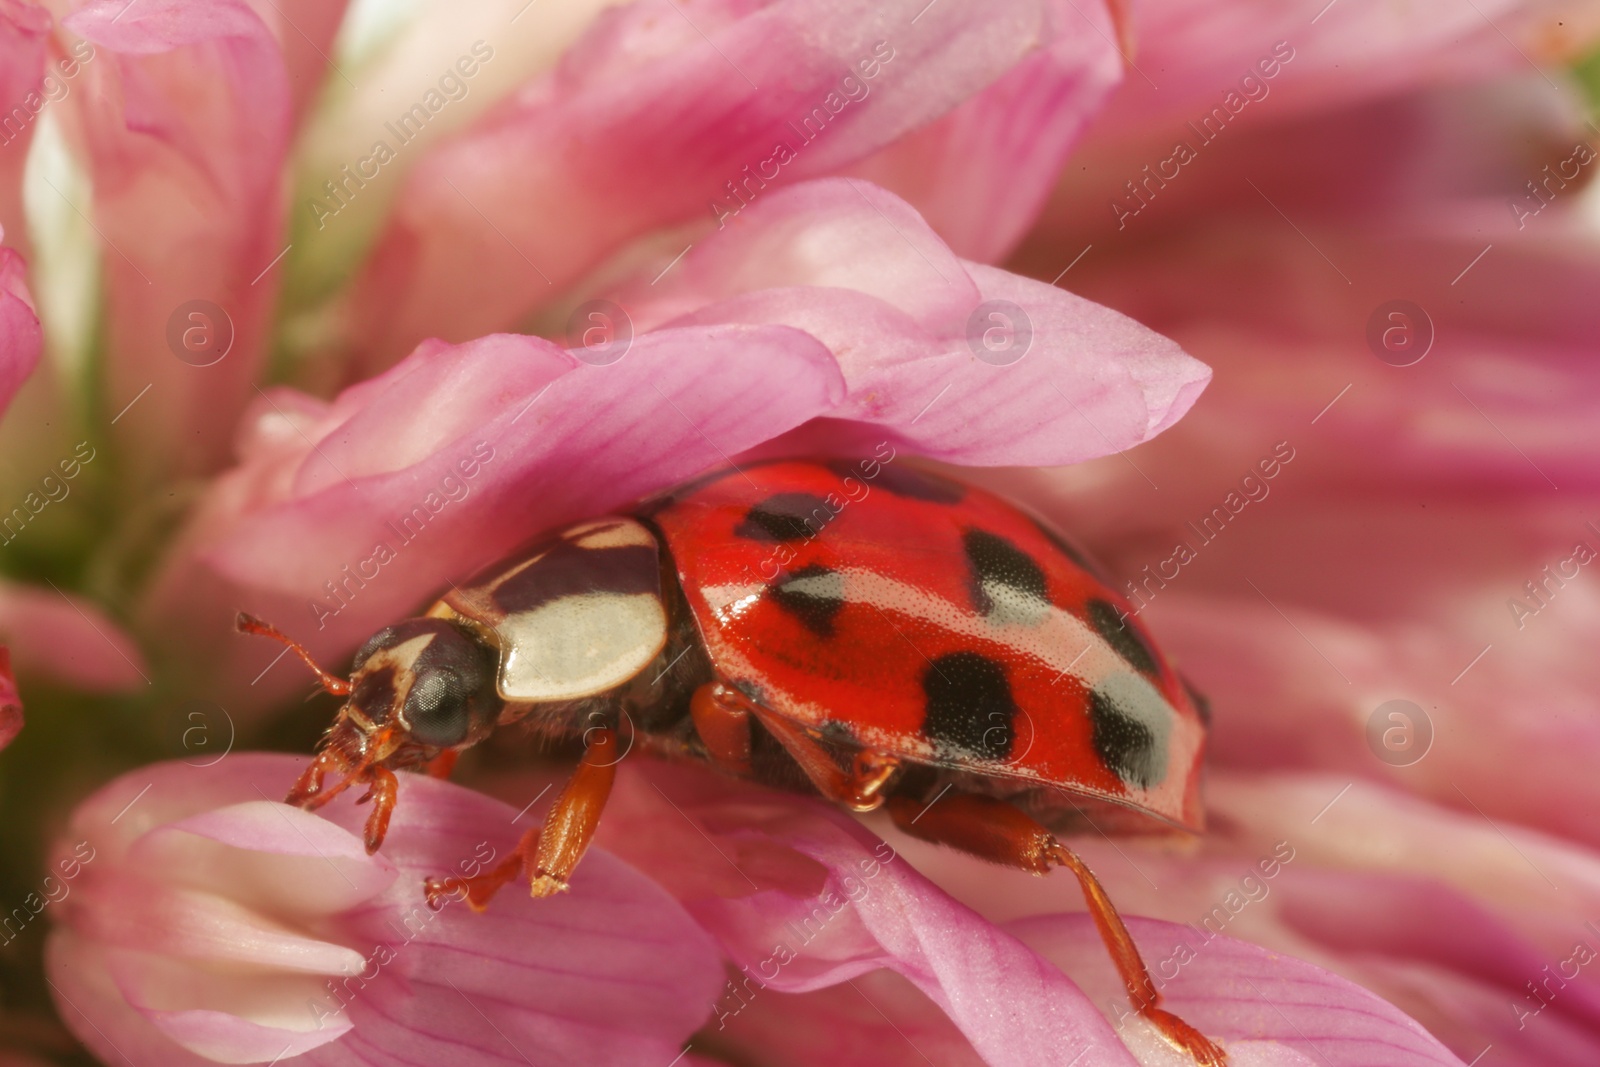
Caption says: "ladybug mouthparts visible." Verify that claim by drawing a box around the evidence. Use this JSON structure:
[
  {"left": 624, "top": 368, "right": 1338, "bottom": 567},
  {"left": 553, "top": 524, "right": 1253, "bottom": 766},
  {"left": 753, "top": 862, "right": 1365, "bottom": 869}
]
[{"left": 285, "top": 716, "right": 407, "bottom": 854}]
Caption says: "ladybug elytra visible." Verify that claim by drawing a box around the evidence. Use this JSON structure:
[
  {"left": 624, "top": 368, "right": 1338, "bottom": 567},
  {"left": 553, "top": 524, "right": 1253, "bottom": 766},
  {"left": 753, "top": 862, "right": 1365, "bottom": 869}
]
[{"left": 241, "top": 454, "right": 1225, "bottom": 1065}]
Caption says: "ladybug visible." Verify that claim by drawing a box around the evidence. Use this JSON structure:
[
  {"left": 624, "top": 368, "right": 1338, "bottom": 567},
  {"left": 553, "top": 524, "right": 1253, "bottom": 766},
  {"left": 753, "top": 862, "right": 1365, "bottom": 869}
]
[{"left": 240, "top": 454, "right": 1225, "bottom": 1065}]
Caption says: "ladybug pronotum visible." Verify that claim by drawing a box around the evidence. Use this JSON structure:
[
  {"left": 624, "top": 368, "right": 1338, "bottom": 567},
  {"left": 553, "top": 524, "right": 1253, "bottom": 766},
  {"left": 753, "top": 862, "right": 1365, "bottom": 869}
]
[{"left": 241, "top": 456, "right": 1225, "bottom": 1065}]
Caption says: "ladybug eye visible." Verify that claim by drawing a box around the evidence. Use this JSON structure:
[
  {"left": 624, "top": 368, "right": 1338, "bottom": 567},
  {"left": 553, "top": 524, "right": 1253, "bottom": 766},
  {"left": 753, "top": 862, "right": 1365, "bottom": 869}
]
[{"left": 403, "top": 669, "right": 472, "bottom": 747}]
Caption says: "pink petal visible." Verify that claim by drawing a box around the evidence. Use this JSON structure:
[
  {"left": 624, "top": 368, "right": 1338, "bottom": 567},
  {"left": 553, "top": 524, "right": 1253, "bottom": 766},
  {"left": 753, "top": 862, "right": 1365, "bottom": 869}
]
[
  {"left": 0, "top": 241, "right": 41, "bottom": 418},
  {"left": 0, "top": 581, "right": 148, "bottom": 692},
  {"left": 706, "top": 967, "right": 990, "bottom": 1066},
  {"left": 1127, "top": 586, "right": 1600, "bottom": 854},
  {"left": 257, "top": 0, "right": 350, "bottom": 122},
  {"left": 134, "top": 801, "right": 400, "bottom": 912},
  {"left": 0, "top": 646, "right": 20, "bottom": 750},
  {"left": 341, "top": 0, "right": 1114, "bottom": 371},
  {"left": 623, "top": 179, "right": 1209, "bottom": 464},
  {"left": 621, "top": 177, "right": 981, "bottom": 334},
  {"left": 0, "top": 2, "right": 50, "bottom": 260},
  {"left": 140, "top": 324, "right": 843, "bottom": 712},
  {"left": 599, "top": 761, "right": 1143, "bottom": 1067},
  {"left": 62, "top": 0, "right": 290, "bottom": 481},
  {"left": 1076, "top": 0, "right": 1600, "bottom": 161},
  {"left": 1206, "top": 775, "right": 1600, "bottom": 959},
  {"left": 51, "top": 930, "right": 352, "bottom": 1066},
  {"left": 51, "top": 754, "right": 726, "bottom": 1067},
  {"left": 71, "top": 876, "right": 370, "bottom": 972},
  {"left": 1011, "top": 912, "right": 1469, "bottom": 1066},
  {"left": 1044, "top": 77, "right": 1589, "bottom": 246},
  {"left": 845, "top": 0, "right": 1123, "bottom": 262}
]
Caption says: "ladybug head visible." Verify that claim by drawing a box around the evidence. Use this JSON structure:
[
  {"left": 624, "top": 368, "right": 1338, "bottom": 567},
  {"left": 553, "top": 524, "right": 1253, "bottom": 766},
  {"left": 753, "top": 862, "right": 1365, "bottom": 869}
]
[{"left": 237, "top": 613, "right": 501, "bottom": 852}]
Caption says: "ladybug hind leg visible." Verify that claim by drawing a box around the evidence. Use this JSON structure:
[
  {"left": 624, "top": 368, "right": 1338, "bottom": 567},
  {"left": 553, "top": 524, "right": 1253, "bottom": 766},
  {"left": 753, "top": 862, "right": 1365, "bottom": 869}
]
[
  {"left": 886, "top": 790, "right": 1227, "bottom": 1067},
  {"left": 426, "top": 728, "right": 620, "bottom": 910}
]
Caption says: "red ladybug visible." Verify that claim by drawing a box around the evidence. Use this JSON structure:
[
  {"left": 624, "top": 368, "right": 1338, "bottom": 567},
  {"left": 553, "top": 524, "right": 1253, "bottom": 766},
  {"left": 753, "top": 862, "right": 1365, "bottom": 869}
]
[{"left": 241, "top": 453, "right": 1225, "bottom": 1065}]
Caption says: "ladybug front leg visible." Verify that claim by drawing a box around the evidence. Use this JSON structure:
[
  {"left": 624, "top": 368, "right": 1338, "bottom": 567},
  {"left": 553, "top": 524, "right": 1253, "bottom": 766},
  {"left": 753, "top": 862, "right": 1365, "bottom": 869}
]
[
  {"left": 423, "top": 749, "right": 459, "bottom": 779},
  {"left": 887, "top": 790, "right": 1227, "bottom": 1067},
  {"left": 424, "top": 729, "right": 620, "bottom": 910}
]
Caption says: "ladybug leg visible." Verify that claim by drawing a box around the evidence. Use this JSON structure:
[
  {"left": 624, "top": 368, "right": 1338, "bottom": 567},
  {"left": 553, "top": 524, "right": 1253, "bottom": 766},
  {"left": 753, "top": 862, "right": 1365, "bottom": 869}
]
[
  {"left": 354, "top": 766, "right": 399, "bottom": 854},
  {"left": 425, "top": 826, "right": 537, "bottom": 911},
  {"left": 527, "top": 727, "right": 619, "bottom": 896},
  {"left": 424, "top": 749, "right": 460, "bottom": 779},
  {"left": 423, "top": 728, "right": 620, "bottom": 911},
  {"left": 689, "top": 682, "right": 753, "bottom": 775},
  {"left": 887, "top": 791, "right": 1227, "bottom": 1067},
  {"left": 743, "top": 699, "right": 899, "bottom": 812}
]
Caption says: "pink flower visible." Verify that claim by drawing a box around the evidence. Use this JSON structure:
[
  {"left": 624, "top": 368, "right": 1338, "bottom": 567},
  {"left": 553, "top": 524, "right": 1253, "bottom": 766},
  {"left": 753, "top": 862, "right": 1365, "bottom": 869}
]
[
  {"left": 49, "top": 754, "right": 723, "bottom": 1065},
  {"left": 0, "top": 582, "right": 147, "bottom": 693},
  {"left": 0, "top": 226, "right": 40, "bottom": 416},
  {"left": 0, "top": 0, "right": 1593, "bottom": 1063}
]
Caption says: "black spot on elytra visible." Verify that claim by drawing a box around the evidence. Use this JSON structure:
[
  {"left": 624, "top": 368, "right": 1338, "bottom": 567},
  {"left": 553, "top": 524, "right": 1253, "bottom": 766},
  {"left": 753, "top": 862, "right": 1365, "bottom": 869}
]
[
  {"left": 492, "top": 541, "right": 660, "bottom": 613},
  {"left": 1088, "top": 688, "right": 1162, "bottom": 789},
  {"left": 921, "top": 651, "right": 1016, "bottom": 761},
  {"left": 734, "top": 493, "right": 836, "bottom": 542},
  {"left": 872, "top": 465, "right": 966, "bottom": 504},
  {"left": 824, "top": 458, "right": 874, "bottom": 486},
  {"left": 767, "top": 564, "right": 845, "bottom": 637},
  {"left": 1086, "top": 598, "right": 1161, "bottom": 679},
  {"left": 963, "top": 528, "right": 1049, "bottom": 617}
]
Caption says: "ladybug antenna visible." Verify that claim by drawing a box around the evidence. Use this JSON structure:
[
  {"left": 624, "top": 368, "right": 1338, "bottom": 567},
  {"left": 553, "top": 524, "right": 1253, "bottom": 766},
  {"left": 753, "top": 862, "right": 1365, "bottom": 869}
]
[{"left": 236, "top": 612, "right": 352, "bottom": 697}]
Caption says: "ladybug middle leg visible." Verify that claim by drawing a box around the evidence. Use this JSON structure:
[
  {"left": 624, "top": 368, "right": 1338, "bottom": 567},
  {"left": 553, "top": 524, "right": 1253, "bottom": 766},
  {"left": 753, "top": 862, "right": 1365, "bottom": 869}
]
[
  {"left": 424, "top": 729, "right": 619, "bottom": 910},
  {"left": 693, "top": 682, "right": 900, "bottom": 811},
  {"left": 689, "top": 682, "right": 754, "bottom": 775},
  {"left": 887, "top": 789, "right": 1228, "bottom": 1067}
]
